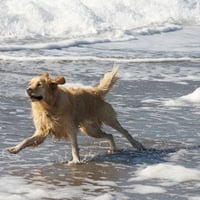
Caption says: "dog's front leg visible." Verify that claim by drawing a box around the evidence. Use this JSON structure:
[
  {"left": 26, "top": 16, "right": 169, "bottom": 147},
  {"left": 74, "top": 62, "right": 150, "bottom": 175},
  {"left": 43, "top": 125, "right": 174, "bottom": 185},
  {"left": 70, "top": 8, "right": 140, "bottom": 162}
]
[
  {"left": 7, "top": 134, "right": 46, "bottom": 154},
  {"left": 69, "top": 133, "right": 80, "bottom": 164}
]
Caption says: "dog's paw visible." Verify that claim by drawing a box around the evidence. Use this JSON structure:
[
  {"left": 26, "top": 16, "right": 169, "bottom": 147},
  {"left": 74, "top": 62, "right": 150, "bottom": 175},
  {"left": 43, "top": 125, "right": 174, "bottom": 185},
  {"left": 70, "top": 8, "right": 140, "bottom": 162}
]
[
  {"left": 107, "top": 149, "right": 119, "bottom": 154},
  {"left": 135, "top": 142, "right": 146, "bottom": 151},
  {"left": 7, "top": 146, "right": 19, "bottom": 154},
  {"left": 67, "top": 158, "right": 82, "bottom": 165}
]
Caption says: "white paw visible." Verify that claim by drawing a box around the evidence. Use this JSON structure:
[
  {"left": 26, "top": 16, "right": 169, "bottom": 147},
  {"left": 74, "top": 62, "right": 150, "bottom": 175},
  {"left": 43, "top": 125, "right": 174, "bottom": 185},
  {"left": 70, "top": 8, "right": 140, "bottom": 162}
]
[
  {"left": 7, "top": 146, "right": 19, "bottom": 154},
  {"left": 68, "top": 159, "right": 82, "bottom": 165}
]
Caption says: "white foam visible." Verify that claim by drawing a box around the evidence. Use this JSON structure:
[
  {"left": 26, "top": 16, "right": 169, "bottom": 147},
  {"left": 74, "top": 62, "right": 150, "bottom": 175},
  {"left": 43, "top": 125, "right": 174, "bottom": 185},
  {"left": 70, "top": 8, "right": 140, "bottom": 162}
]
[
  {"left": 168, "top": 149, "right": 189, "bottom": 161},
  {"left": 188, "top": 197, "right": 200, "bottom": 200},
  {"left": 132, "top": 184, "right": 166, "bottom": 194},
  {"left": 0, "top": 37, "right": 116, "bottom": 51},
  {"left": 0, "top": 0, "right": 200, "bottom": 42},
  {"left": 180, "top": 87, "right": 200, "bottom": 103},
  {"left": 0, "top": 176, "right": 47, "bottom": 200},
  {"left": 164, "top": 87, "right": 200, "bottom": 107},
  {"left": 1, "top": 54, "right": 200, "bottom": 63},
  {"left": 130, "top": 163, "right": 200, "bottom": 183},
  {"left": 0, "top": 175, "right": 83, "bottom": 200},
  {"left": 93, "top": 194, "right": 115, "bottom": 200}
]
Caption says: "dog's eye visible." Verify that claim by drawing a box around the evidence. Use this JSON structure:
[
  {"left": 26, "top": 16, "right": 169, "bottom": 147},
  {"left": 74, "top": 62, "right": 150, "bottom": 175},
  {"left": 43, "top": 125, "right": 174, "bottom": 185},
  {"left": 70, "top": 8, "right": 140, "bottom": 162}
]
[{"left": 37, "top": 82, "right": 42, "bottom": 87}]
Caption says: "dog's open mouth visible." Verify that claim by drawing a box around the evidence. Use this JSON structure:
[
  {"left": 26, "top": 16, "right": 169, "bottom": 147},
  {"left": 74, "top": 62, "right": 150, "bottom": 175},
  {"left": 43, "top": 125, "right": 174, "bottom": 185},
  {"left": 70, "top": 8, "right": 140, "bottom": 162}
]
[
  {"left": 27, "top": 92, "right": 43, "bottom": 101},
  {"left": 30, "top": 95, "right": 43, "bottom": 101},
  {"left": 26, "top": 89, "right": 43, "bottom": 101}
]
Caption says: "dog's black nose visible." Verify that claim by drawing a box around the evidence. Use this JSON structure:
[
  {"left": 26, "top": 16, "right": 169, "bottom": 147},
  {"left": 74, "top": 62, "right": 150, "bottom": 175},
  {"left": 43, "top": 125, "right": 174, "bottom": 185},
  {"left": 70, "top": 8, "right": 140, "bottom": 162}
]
[{"left": 26, "top": 88, "right": 33, "bottom": 95}]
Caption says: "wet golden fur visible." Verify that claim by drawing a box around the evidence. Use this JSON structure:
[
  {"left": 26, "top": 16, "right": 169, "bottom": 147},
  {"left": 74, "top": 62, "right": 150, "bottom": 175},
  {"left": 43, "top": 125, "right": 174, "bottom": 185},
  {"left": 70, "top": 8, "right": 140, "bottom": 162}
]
[{"left": 8, "top": 67, "right": 144, "bottom": 163}]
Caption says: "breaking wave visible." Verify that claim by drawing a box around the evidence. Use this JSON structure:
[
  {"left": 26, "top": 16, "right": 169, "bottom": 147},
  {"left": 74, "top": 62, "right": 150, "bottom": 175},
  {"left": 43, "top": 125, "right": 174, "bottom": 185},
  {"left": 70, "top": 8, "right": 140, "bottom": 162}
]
[{"left": 0, "top": 0, "right": 200, "bottom": 41}]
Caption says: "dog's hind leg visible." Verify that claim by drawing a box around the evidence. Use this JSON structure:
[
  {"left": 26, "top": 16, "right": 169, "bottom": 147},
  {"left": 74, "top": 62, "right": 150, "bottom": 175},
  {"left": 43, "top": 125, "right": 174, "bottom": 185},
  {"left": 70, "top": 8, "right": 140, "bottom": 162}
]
[
  {"left": 80, "top": 122, "right": 117, "bottom": 153},
  {"left": 105, "top": 119, "right": 145, "bottom": 150},
  {"left": 98, "top": 102, "right": 144, "bottom": 150}
]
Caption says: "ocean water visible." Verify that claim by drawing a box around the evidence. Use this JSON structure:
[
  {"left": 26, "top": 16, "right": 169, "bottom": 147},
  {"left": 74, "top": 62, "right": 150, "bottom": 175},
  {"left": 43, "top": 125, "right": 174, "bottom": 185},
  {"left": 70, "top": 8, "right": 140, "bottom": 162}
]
[{"left": 1, "top": 0, "right": 200, "bottom": 199}]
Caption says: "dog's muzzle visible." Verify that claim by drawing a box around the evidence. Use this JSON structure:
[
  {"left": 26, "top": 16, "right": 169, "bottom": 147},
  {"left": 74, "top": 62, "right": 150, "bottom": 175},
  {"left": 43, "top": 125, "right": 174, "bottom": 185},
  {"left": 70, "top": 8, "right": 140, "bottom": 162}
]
[{"left": 26, "top": 88, "right": 43, "bottom": 101}]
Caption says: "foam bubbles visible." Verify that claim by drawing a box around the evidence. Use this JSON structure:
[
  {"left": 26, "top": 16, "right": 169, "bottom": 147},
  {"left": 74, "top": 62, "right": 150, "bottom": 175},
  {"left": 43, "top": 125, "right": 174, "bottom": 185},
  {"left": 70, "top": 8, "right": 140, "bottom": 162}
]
[
  {"left": 132, "top": 184, "right": 166, "bottom": 194},
  {"left": 131, "top": 163, "right": 200, "bottom": 183},
  {"left": 93, "top": 194, "right": 115, "bottom": 200},
  {"left": 0, "top": 175, "right": 83, "bottom": 200}
]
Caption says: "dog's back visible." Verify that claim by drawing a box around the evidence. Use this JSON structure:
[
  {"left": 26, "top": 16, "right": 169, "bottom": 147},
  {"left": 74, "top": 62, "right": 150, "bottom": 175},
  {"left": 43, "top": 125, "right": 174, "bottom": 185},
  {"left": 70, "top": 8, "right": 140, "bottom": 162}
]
[
  {"left": 67, "top": 87, "right": 116, "bottom": 126},
  {"left": 68, "top": 66, "right": 119, "bottom": 124}
]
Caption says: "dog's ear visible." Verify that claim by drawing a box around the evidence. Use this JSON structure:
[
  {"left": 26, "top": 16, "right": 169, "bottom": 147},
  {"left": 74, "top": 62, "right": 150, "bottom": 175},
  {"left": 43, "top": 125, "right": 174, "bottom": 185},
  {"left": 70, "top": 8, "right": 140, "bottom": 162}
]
[
  {"left": 51, "top": 76, "right": 66, "bottom": 85},
  {"left": 42, "top": 72, "right": 49, "bottom": 78}
]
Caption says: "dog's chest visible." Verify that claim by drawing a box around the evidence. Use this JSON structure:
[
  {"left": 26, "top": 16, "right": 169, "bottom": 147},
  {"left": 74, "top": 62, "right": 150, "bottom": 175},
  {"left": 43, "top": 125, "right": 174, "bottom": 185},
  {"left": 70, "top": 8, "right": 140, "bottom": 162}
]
[{"left": 33, "top": 110, "right": 62, "bottom": 132}]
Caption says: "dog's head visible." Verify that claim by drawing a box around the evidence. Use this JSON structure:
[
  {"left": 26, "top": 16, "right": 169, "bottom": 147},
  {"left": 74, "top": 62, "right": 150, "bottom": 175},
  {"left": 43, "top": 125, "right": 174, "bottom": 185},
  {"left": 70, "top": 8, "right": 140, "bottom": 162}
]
[{"left": 26, "top": 72, "right": 65, "bottom": 102}]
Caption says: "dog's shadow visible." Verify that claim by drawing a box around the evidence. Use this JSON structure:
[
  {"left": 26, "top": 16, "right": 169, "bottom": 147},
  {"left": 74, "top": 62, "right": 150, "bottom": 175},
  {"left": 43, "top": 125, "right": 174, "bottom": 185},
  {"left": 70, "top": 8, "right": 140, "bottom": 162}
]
[{"left": 86, "top": 141, "right": 200, "bottom": 165}]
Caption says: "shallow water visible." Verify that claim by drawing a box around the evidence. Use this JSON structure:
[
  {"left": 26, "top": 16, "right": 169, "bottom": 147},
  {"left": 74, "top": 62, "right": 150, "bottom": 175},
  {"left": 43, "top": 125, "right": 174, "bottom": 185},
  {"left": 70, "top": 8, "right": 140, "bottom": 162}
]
[{"left": 1, "top": 59, "right": 200, "bottom": 200}]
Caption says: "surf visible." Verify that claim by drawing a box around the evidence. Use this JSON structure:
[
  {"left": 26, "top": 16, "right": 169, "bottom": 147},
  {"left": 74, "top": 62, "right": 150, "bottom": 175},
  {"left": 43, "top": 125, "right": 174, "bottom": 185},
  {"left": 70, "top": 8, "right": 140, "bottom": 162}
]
[{"left": 0, "top": 0, "right": 200, "bottom": 42}]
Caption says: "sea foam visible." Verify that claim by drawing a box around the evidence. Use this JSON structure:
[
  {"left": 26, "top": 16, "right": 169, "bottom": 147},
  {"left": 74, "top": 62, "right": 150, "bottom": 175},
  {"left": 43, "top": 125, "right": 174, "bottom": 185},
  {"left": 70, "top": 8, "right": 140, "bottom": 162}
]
[
  {"left": 132, "top": 184, "right": 166, "bottom": 194},
  {"left": 0, "top": 0, "right": 200, "bottom": 42},
  {"left": 130, "top": 163, "right": 200, "bottom": 183},
  {"left": 164, "top": 87, "right": 200, "bottom": 107}
]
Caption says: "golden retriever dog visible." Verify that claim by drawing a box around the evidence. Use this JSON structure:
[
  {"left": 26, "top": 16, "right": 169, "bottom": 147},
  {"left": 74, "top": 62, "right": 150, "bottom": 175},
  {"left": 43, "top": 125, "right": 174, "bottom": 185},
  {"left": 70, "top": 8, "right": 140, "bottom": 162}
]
[{"left": 8, "top": 67, "right": 145, "bottom": 163}]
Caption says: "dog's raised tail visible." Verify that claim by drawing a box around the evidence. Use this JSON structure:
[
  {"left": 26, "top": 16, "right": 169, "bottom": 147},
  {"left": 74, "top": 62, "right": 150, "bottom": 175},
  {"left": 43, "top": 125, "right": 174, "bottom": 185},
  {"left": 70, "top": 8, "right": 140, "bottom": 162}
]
[{"left": 98, "top": 66, "right": 119, "bottom": 97}]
